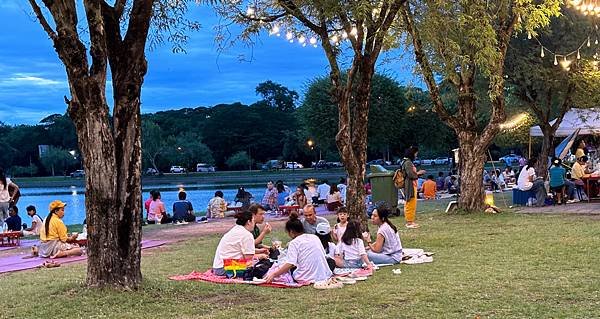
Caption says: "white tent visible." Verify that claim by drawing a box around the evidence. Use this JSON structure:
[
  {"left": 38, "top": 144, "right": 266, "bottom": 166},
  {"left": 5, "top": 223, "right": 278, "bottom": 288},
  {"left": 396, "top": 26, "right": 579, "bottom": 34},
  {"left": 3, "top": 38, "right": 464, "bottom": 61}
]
[{"left": 529, "top": 108, "right": 600, "bottom": 137}]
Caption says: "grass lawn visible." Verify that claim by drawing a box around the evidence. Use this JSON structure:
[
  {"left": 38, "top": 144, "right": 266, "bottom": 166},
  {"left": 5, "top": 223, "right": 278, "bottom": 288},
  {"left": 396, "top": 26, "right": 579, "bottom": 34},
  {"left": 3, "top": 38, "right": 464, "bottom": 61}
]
[{"left": 1, "top": 209, "right": 599, "bottom": 319}]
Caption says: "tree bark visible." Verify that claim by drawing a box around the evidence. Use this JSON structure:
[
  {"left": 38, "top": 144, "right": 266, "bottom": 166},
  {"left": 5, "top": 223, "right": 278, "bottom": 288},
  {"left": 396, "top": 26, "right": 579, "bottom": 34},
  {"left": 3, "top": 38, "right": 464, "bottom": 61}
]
[
  {"left": 456, "top": 132, "right": 487, "bottom": 211},
  {"left": 29, "top": 0, "right": 153, "bottom": 289},
  {"left": 536, "top": 124, "right": 555, "bottom": 179}
]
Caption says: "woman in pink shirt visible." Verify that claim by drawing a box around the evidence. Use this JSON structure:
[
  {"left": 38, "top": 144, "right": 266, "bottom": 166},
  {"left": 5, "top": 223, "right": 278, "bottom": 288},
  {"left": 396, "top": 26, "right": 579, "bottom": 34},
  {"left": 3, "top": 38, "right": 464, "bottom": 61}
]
[{"left": 148, "top": 191, "right": 167, "bottom": 224}]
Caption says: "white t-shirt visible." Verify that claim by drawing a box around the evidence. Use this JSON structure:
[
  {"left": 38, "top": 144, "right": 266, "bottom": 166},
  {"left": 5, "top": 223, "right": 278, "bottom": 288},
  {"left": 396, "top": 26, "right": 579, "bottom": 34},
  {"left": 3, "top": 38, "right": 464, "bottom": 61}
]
[
  {"left": 335, "top": 238, "right": 367, "bottom": 260},
  {"left": 29, "top": 214, "right": 43, "bottom": 235},
  {"left": 284, "top": 234, "right": 332, "bottom": 283},
  {"left": 0, "top": 178, "right": 11, "bottom": 202},
  {"left": 317, "top": 183, "right": 331, "bottom": 200},
  {"left": 378, "top": 223, "right": 403, "bottom": 262},
  {"left": 333, "top": 223, "right": 346, "bottom": 242},
  {"left": 517, "top": 166, "right": 535, "bottom": 191},
  {"left": 212, "top": 225, "right": 255, "bottom": 269}
]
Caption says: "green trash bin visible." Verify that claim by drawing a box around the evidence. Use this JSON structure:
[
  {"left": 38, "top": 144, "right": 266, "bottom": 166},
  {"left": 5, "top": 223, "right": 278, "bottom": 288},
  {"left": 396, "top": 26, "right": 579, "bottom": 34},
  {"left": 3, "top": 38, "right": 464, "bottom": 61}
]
[{"left": 367, "top": 165, "right": 398, "bottom": 213}]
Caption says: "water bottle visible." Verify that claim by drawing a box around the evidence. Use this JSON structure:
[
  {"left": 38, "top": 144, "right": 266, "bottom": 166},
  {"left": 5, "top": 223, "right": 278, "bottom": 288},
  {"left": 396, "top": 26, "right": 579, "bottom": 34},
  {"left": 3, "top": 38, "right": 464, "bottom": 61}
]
[{"left": 2, "top": 222, "right": 7, "bottom": 233}]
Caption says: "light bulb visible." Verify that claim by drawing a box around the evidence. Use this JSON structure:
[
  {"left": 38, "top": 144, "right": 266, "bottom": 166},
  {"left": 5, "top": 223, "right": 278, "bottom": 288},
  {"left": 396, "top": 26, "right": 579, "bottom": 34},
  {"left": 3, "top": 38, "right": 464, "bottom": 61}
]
[
  {"left": 527, "top": 32, "right": 532, "bottom": 39},
  {"left": 554, "top": 55, "right": 558, "bottom": 65},
  {"left": 246, "top": 6, "right": 255, "bottom": 17},
  {"left": 596, "top": 38, "right": 599, "bottom": 45},
  {"left": 540, "top": 46, "right": 545, "bottom": 58},
  {"left": 588, "top": 37, "right": 591, "bottom": 47},
  {"left": 309, "top": 37, "right": 317, "bottom": 45},
  {"left": 299, "top": 35, "right": 306, "bottom": 44},
  {"left": 286, "top": 31, "right": 293, "bottom": 40},
  {"left": 560, "top": 56, "right": 572, "bottom": 70},
  {"left": 577, "top": 50, "right": 581, "bottom": 59},
  {"left": 272, "top": 25, "right": 280, "bottom": 34}
]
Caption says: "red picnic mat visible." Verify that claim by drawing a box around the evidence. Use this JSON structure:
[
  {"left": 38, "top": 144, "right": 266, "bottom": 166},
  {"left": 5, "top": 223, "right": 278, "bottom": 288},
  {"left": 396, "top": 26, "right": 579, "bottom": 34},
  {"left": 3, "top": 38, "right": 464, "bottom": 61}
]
[{"left": 168, "top": 269, "right": 310, "bottom": 288}]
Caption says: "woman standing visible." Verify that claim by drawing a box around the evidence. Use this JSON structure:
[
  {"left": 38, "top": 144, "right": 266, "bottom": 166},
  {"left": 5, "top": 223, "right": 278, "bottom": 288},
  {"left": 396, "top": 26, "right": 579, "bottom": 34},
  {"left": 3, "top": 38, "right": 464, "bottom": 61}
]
[
  {"left": 39, "top": 200, "right": 82, "bottom": 259},
  {"left": 0, "top": 168, "right": 19, "bottom": 226},
  {"left": 402, "top": 147, "right": 426, "bottom": 229}
]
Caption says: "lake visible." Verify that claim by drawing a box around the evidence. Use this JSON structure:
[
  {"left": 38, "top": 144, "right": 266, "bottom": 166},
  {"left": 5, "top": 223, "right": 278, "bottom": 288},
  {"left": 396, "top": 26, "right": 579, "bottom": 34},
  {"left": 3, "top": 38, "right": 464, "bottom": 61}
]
[{"left": 16, "top": 183, "right": 287, "bottom": 226}]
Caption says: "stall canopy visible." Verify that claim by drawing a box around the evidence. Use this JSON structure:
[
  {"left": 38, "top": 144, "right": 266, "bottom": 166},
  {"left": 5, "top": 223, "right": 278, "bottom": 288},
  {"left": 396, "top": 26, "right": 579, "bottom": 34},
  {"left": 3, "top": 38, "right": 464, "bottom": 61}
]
[{"left": 529, "top": 108, "right": 600, "bottom": 137}]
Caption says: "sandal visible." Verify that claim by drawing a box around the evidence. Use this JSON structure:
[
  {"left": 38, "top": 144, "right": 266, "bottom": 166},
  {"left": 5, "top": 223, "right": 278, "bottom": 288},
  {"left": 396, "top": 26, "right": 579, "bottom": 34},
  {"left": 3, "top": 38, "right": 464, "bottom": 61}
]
[
  {"left": 40, "top": 261, "right": 61, "bottom": 268},
  {"left": 314, "top": 278, "right": 343, "bottom": 289},
  {"left": 405, "top": 223, "right": 420, "bottom": 229}
]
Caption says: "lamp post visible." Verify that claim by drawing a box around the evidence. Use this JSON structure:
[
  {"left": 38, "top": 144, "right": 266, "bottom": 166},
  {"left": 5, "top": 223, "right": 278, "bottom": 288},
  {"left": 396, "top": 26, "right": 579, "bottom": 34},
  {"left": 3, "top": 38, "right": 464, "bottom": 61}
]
[{"left": 307, "top": 139, "right": 321, "bottom": 162}]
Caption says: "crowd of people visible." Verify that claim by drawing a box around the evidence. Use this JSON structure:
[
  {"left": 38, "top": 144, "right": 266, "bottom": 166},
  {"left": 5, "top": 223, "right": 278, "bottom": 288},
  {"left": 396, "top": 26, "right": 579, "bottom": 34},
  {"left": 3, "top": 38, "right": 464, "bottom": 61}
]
[{"left": 211, "top": 202, "right": 404, "bottom": 286}]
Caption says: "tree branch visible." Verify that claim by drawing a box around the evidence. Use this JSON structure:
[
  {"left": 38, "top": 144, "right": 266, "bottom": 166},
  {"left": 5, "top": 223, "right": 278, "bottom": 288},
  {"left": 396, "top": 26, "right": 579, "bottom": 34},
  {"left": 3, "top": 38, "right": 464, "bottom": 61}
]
[
  {"left": 114, "top": 0, "right": 126, "bottom": 19},
  {"left": 401, "top": 2, "right": 460, "bottom": 130},
  {"left": 28, "top": 0, "right": 58, "bottom": 41}
]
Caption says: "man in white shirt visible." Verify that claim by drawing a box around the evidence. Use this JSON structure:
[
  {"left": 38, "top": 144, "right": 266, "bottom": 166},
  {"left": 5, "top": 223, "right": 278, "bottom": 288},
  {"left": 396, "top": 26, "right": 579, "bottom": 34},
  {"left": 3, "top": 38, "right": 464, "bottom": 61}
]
[{"left": 316, "top": 180, "right": 330, "bottom": 205}]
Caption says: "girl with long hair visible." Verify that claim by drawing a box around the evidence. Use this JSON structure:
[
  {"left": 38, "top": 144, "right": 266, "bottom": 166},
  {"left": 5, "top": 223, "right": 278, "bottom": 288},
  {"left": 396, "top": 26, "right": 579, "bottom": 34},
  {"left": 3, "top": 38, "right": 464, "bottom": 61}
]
[{"left": 364, "top": 202, "right": 403, "bottom": 265}]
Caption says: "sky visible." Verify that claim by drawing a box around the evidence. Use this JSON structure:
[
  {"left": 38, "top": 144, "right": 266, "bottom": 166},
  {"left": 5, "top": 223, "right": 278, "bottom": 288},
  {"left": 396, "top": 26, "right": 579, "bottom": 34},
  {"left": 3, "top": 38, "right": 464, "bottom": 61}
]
[{"left": 0, "top": 1, "right": 419, "bottom": 125}]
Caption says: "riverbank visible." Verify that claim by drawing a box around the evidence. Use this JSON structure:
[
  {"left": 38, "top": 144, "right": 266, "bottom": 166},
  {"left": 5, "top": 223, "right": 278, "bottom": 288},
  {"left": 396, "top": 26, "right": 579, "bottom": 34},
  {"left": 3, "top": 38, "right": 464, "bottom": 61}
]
[{"left": 12, "top": 168, "right": 347, "bottom": 188}]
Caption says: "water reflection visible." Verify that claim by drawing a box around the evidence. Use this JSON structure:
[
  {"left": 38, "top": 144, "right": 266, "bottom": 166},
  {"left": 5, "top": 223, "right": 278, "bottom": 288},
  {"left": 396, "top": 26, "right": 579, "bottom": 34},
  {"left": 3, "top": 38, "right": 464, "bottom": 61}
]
[{"left": 17, "top": 184, "right": 276, "bottom": 226}]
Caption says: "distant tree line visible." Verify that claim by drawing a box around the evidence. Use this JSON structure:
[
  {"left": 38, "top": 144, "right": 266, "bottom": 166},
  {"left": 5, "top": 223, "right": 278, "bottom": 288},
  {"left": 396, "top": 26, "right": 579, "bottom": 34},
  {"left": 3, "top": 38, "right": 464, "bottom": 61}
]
[{"left": 3, "top": 77, "right": 464, "bottom": 175}]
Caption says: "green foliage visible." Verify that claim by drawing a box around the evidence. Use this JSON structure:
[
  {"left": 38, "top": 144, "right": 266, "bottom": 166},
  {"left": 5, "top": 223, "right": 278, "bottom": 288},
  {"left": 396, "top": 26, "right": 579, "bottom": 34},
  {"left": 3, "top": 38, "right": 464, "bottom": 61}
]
[
  {"left": 10, "top": 164, "right": 38, "bottom": 177},
  {"left": 39, "top": 146, "right": 77, "bottom": 176},
  {"left": 255, "top": 80, "right": 299, "bottom": 112},
  {"left": 225, "top": 151, "right": 252, "bottom": 170},
  {"left": 299, "top": 73, "right": 456, "bottom": 158}
]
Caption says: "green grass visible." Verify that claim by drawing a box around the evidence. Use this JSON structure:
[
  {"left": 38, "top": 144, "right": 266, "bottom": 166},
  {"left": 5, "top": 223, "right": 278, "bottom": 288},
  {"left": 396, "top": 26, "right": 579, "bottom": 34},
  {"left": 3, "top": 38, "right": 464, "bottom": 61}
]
[{"left": 2, "top": 210, "right": 599, "bottom": 319}]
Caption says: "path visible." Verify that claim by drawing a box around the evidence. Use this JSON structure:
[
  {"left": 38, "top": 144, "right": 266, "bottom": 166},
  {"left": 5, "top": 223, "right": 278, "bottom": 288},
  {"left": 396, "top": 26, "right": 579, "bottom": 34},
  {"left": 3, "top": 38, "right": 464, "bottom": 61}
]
[{"left": 515, "top": 202, "right": 600, "bottom": 215}]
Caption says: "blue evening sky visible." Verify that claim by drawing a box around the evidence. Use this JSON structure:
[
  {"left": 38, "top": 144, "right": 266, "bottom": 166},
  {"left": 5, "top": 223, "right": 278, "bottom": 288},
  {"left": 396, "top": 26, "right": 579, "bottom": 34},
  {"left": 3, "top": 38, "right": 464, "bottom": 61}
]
[{"left": 0, "top": 1, "right": 419, "bottom": 125}]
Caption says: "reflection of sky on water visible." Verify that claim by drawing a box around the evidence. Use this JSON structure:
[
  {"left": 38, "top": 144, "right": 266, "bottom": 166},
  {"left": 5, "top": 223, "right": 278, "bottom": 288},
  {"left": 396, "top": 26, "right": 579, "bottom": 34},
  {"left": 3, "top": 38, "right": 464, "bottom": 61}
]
[{"left": 17, "top": 184, "right": 296, "bottom": 226}]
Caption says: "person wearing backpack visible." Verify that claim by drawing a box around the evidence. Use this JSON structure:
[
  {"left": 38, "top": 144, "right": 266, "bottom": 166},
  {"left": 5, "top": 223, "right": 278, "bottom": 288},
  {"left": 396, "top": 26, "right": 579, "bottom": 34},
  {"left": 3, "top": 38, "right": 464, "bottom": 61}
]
[{"left": 401, "top": 146, "right": 426, "bottom": 229}]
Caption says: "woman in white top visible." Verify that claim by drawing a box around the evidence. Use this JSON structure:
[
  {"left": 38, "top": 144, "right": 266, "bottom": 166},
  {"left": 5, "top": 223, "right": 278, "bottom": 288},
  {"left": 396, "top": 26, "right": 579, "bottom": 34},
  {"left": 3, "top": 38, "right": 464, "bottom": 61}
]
[
  {"left": 264, "top": 213, "right": 332, "bottom": 283},
  {"left": 0, "top": 168, "right": 19, "bottom": 225},
  {"left": 335, "top": 220, "right": 371, "bottom": 268},
  {"left": 364, "top": 204, "right": 403, "bottom": 265},
  {"left": 212, "top": 211, "right": 267, "bottom": 276},
  {"left": 516, "top": 157, "right": 546, "bottom": 207}
]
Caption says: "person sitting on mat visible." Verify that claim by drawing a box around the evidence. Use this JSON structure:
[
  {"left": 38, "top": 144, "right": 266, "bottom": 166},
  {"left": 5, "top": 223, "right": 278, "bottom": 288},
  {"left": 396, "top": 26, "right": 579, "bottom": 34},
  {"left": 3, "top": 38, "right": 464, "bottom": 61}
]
[{"left": 39, "top": 200, "right": 82, "bottom": 259}]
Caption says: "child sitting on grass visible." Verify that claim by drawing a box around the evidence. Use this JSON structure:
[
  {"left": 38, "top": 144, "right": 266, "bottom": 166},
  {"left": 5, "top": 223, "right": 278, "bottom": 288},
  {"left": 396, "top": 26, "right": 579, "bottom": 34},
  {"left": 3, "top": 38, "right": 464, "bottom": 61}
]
[
  {"left": 332, "top": 206, "right": 348, "bottom": 243},
  {"left": 334, "top": 220, "right": 372, "bottom": 269}
]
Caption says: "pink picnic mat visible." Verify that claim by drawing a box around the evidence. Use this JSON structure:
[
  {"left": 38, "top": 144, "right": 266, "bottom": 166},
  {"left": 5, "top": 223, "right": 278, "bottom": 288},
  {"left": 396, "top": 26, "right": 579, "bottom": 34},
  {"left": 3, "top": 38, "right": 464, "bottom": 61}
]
[
  {"left": 169, "top": 269, "right": 310, "bottom": 288},
  {"left": 0, "top": 239, "right": 167, "bottom": 274}
]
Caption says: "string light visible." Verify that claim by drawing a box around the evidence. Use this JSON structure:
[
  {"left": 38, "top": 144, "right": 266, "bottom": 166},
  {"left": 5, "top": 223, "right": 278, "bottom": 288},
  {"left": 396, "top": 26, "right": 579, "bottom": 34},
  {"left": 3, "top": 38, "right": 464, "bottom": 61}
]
[
  {"left": 540, "top": 46, "right": 545, "bottom": 58},
  {"left": 554, "top": 55, "right": 558, "bottom": 65},
  {"left": 500, "top": 113, "right": 528, "bottom": 130},
  {"left": 588, "top": 36, "right": 591, "bottom": 47},
  {"left": 246, "top": 6, "right": 255, "bottom": 17},
  {"left": 569, "top": 0, "right": 600, "bottom": 16},
  {"left": 560, "top": 56, "right": 572, "bottom": 70},
  {"left": 577, "top": 50, "right": 581, "bottom": 59},
  {"left": 285, "top": 31, "right": 293, "bottom": 40},
  {"left": 527, "top": 32, "right": 532, "bottom": 39},
  {"left": 298, "top": 35, "right": 306, "bottom": 44}
]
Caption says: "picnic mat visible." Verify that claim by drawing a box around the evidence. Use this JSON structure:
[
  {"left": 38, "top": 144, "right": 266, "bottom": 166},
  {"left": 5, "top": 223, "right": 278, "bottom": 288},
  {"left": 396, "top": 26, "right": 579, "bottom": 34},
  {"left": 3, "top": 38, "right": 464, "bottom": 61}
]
[
  {"left": 0, "top": 239, "right": 167, "bottom": 274},
  {"left": 0, "top": 239, "right": 42, "bottom": 252},
  {"left": 168, "top": 269, "right": 310, "bottom": 288}
]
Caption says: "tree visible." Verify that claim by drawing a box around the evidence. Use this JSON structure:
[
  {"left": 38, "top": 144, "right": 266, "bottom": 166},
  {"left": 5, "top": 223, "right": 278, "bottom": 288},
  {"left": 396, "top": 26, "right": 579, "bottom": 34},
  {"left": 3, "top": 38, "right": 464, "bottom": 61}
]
[
  {"left": 27, "top": 0, "right": 199, "bottom": 288},
  {"left": 214, "top": 0, "right": 407, "bottom": 226},
  {"left": 39, "top": 146, "right": 76, "bottom": 176},
  {"left": 142, "top": 119, "right": 167, "bottom": 172},
  {"left": 226, "top": 151, "right": 252, "bottom": 170},
  {"left": 401, "top": 0, "right": 561, "bottom": 211},
  {"left": 299, "top": 73, "right": 411, "bottom": 160},
  {"left": 506, "top": 9, "right": 600, "bottom": 177},
  {"left": 255, "top": 80, "right": 299, "bottom": 112}
]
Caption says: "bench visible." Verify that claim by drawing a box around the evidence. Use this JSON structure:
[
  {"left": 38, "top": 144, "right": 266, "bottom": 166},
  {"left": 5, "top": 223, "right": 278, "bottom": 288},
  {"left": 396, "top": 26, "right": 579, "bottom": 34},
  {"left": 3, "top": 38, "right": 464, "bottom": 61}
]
[{"left": 512, "top": 188, "right": 535, "bottom": 206}]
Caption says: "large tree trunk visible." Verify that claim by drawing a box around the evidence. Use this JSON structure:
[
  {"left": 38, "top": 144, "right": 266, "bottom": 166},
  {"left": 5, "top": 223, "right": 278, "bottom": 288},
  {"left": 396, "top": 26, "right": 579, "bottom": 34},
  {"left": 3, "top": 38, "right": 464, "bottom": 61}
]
[
  {"left": 536, "top": 124, "right": 555, "bottom": 179},
  {"left": 28, "top": 0, "right": 153, "bottom": 289},
  {"left": 456, "top": 132, "right": 487, "bottom": 211},
  {"left": 335, "top": 63, "right": 374, "bottom": 229}
]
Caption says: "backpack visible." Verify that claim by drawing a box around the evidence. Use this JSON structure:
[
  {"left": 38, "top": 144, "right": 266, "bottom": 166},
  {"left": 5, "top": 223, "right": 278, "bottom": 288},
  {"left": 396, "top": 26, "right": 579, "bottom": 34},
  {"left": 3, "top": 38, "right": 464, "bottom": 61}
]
[{"left": 393, "top": 164, "right": 405, "bottom": 189}]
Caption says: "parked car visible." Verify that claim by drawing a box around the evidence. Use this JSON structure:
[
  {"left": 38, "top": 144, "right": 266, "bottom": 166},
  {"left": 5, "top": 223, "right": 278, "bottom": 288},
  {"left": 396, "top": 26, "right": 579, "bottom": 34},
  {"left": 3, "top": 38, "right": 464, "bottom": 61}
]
[
  {"left": 145, "top": 168, "right": 159, "bottom": 175},
  {"left": 420, "top": 159, "right": 433, "bottom": 165},
  {"left": 70, "top": 170, "right": 85, "bottom": 178},
  {"left": 261, "top": 160, "right": 284, "bottom": 171},
  {"left": 327, "top": 161, "right": 344, "bottom": 168},
  {"left": 170, "top": 166, "right": 186, "bottom": 173},
  {"left": 499, "top": 154, "right": 523, "bottom": 165},
  {"left": 433, "top": 157, "right": 451, "bottom": 165},
  {"left": 313, "top": 160, "right": 330, "bottom": 169},
  {"left": 285, "top": 162, "right": 304, "bottom": 169},
  {"left": 196, "top": 163, "right": 216, "bottom": 172}
]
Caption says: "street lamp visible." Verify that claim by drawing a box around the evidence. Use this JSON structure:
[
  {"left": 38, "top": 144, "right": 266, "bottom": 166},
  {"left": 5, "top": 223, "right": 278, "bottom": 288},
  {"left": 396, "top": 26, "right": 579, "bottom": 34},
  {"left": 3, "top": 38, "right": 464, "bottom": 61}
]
[{"left": 306, "top": 139, "right": 321, "bottom": 161}]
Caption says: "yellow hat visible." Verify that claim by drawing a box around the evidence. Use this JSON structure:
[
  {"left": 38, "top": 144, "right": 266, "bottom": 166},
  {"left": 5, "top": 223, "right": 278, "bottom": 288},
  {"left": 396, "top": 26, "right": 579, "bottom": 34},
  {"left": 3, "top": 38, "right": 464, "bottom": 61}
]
[{"left": 49, "top": 200, "right": 67, "bottom": 211}]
